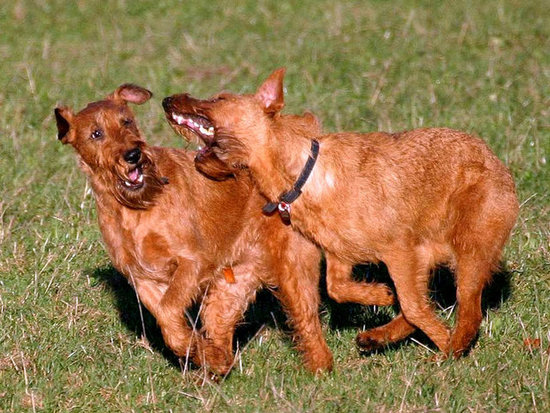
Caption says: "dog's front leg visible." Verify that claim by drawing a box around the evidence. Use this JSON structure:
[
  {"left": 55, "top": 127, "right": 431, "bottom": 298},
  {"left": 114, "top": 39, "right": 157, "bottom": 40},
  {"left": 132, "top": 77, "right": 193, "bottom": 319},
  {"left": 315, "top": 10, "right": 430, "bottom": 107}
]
[
  {"left": 325, "top": 253, "right": 395, "bottom": 306},
  {"left": 150, "top": 258, "right": 204, "bottom": 362},
  {"left": 198, "top": 269, "right": 262, "bottom": 376},
  {"left": 131, "top": 276, "right": 198, "bottom": 357},
  {"left": 273, "top": 252, "right": 334, "bottom": 374}
]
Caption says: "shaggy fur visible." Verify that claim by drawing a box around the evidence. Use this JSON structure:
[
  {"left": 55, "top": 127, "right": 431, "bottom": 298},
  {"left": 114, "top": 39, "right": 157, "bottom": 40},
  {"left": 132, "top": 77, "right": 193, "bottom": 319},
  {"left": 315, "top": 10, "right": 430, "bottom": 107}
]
[
  {"left": 161, "top": 69, "right": 519, "bottom": 357},
  {"left": 55, "top": 84, "right": 335, "bottom": 375}
]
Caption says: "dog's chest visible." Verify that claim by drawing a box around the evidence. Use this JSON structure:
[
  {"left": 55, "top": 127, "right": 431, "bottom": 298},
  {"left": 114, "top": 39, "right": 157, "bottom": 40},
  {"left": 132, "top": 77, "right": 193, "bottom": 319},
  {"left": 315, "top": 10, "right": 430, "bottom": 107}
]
[{"left": 97, "top": 208, "right": 178, "bottom": 280}]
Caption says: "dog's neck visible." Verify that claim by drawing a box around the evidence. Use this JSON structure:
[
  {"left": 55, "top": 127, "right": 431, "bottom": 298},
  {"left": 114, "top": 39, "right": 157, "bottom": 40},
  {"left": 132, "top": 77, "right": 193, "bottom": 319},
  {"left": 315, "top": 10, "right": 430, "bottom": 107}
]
[
  {"left": 249, "top": 127, "right": 316, "bottom": 202},
  {"left": 89, "top": 176, "right": 125, "bottom": 216}
]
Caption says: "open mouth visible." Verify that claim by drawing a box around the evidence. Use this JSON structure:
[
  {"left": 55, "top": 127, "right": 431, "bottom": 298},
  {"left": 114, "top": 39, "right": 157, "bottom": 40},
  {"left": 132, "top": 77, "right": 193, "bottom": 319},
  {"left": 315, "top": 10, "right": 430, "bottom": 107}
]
[
  {"left": 123, "top": 166, "right": 144, "bottom": 190},
  {"left": 170, "top": 112, "right": 215, "bottom": 143}
]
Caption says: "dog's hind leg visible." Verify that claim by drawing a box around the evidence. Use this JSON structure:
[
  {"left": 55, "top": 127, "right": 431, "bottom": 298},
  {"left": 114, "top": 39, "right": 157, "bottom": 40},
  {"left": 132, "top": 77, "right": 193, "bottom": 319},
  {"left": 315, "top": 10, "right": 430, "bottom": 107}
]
[
  {"left": 199, "top": 269, "right": 262, "bottom": 375},
  {"left": 385, "top": 249, "right": 451, "bottom": 353},
  {"left": 449, "top": 185, "right": 519, "bottom": 357},
  {"left": 325, "top": 253, "right": 409, "bottom": 352},
  {"left": 448, "top": 255, "right": 491, "bottom": 357},
  {"left": 448, "top": 179, "right": 518, "bottom": 357},
  {"left": 326, "top": 253, "right": 395, "bottom": 306},
  {"left": 356, "top": 313, "right": 416, "bottom": 352}
]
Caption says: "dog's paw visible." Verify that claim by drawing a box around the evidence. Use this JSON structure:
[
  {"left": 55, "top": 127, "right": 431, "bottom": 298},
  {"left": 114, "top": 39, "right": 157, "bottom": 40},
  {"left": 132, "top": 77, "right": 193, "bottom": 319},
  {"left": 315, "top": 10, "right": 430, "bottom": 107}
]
[
  {"left": 356, "top": 331, "right": 385, "bottom": 353},
  {"left": 195, "top": 339, "right": 234, "bottom": 376},
  {"left": 378, "top": 285, "right": 395, "bottom": 305},
  {"left": 303, "top": 347, "right": 333, "bottom": 374},
  {"left": 429, "top": 352, "right": 449, "bottom": 363}
]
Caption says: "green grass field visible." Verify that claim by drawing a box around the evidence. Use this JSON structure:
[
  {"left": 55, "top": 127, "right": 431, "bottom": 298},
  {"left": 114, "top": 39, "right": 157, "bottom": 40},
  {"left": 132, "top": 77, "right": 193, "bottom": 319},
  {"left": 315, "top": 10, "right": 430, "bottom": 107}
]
[{"left": 1, "top": 0, "right": 549, "bottom": 411}]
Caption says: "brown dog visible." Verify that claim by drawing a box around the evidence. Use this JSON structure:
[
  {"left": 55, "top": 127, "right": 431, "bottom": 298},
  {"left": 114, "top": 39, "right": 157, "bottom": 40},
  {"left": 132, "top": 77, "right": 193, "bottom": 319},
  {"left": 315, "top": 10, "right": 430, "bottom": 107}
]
[
  {"left": 161, "top": 69, "right": 519, "bottom": 358},
  {"left": 54, "top": 84, "right": 335, "bottom": 375}
]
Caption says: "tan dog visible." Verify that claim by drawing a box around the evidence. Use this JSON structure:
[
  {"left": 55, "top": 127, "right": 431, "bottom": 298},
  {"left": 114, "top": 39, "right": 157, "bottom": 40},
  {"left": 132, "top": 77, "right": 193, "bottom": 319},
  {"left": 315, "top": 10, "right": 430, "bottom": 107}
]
[
  {"left": 161, "top": 69, "right": 519, "bottom": 358},
  {"left": 54, "top": 84, "right": 335, "bottom": 375}
]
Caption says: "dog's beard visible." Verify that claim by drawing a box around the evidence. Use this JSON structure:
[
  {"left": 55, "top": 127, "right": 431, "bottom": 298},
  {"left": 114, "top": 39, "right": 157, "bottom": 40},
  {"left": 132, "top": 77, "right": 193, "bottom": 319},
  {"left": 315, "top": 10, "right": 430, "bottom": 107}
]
[
  {"left": 85, "top": 150, "right": 167, "bottom": 210},
  {"left": 111, "top": 163, "right": 166, "bottom": 210}
]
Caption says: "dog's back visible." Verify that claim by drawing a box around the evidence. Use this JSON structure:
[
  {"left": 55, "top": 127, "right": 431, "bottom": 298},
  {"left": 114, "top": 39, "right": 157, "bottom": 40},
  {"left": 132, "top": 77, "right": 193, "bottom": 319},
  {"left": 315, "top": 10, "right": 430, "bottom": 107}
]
[{"left": 303, "top": 128, "right": 518, "bottom": 265}]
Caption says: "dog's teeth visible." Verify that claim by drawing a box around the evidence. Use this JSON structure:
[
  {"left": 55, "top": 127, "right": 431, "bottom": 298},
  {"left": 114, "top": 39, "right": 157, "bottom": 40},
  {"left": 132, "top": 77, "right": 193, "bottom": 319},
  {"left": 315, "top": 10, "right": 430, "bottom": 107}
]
[
  {"left": 172, "top": 113, "right": 185, "bottom": 125},
  {"left": 138, "top": 174, "right": 144, "bottom": 183},
  {"left": 124, "top": 181, "right": 131, "bottom": 187},
  {"left": 199, "top": 125, "right": 214, "bottom": 136}
]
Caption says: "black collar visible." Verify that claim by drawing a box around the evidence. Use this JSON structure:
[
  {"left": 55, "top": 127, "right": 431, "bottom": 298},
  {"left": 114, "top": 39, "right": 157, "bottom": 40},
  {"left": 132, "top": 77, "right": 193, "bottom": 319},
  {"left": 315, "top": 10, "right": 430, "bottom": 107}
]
[{"left": 262, "top": 139, "right": 320, "bottom": 225}]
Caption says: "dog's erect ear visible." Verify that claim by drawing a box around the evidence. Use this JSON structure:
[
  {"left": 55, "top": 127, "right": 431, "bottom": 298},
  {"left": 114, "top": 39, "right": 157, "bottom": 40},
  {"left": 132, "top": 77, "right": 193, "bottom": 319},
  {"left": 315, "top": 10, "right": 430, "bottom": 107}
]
[
  {"left": 256, "top": 67, "right": 286, "bottom": 115},
  {"left": 55, "top": 107, "right": 74, "bottom": 143},
  {"left": 110, "top": 84, "right": 153, "bottom": 105}
]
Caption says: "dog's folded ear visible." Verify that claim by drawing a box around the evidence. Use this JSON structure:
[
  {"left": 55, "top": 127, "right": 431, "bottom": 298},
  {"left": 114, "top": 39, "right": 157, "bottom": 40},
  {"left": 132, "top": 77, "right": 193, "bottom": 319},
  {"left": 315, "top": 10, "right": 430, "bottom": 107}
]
[
  {"left": 256, "top": 67, "right": 286, "bottom": 115},
  {"left": 54, "top": 107, "right": 73, "bottom": 143},
  {"left": 111, "top": 84, "right": 153, "bottom": 105},
  {"left": 303, "top": 111, "right": 322, "bottom": 133},
  {"left": 194, "top": 148, "right": 236, "bottom": 181}
]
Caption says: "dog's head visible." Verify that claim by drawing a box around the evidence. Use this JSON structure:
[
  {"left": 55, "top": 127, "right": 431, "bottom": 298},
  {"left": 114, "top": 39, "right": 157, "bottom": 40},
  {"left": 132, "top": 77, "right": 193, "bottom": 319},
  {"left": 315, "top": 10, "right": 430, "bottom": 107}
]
[
  {"left": 162, "top": 68, "right": 320, "bottom": 178},
  {"left": 55, "top": 84, "right": 167, "bottom": 209}
]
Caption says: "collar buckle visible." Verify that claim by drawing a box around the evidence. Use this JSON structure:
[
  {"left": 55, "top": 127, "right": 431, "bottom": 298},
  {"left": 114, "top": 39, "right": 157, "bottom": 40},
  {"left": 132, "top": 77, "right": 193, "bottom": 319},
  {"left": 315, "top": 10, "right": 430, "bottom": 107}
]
[
  {"left": 262, "top": 139, "right": 320, "bottom": 225},
  {"left": 277, "top": 202, "right": 291, "bottom": 225}
]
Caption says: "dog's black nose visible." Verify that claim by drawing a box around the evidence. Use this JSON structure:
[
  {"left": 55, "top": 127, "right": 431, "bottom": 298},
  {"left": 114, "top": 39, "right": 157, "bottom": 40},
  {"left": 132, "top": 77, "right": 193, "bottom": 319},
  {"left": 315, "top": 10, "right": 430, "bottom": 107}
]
[
  {"left": 124, "top": 147, "right": 141, "bottom": 164},
  {"left": 162, "top": 96, "right": 173, "bottom": 110}
]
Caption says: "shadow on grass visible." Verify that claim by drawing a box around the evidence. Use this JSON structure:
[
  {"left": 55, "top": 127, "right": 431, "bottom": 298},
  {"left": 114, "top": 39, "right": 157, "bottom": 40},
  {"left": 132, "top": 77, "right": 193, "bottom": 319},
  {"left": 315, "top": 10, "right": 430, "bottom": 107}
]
[
  {"left": 88, "top": 266, "right": 288, "bottom": 369},
  {"left": 89, "top": 266, "right": 180, "bottom": 367},
  {"left": 88, "top": 259, "right": 512, "bottom": 366}
]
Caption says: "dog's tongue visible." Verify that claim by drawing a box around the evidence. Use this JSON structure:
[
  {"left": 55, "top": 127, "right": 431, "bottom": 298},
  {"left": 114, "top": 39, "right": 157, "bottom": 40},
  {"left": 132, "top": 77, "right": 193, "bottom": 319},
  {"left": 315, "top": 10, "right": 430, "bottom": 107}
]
[{"left": 128, "top": 168, "right": 140, "bottom": 182}]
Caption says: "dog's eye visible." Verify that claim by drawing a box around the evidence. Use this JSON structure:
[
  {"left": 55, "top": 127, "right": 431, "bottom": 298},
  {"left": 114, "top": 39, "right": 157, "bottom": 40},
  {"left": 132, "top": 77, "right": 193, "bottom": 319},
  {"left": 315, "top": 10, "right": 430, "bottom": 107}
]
[
  {"left": 122, "top": 118, "right": 133, "bottom": 127},
  {"left": 91, "top": 129, "right": 103, "bottom": 140}
]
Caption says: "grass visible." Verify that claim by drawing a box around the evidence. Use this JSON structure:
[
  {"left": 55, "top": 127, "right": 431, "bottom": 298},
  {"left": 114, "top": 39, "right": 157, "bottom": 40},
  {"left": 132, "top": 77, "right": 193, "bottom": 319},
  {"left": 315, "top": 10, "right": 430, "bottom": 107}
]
[{"left": 1, "top": 0, "right": 549, "bottom": 411}]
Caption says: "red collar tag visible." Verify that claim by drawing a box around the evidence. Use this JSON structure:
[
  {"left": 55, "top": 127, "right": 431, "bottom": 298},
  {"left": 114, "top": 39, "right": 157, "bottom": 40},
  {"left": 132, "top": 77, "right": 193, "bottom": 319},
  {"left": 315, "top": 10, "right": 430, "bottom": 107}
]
[{"left": 278, "top": 202, "right": 291, "bottom": 225}]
